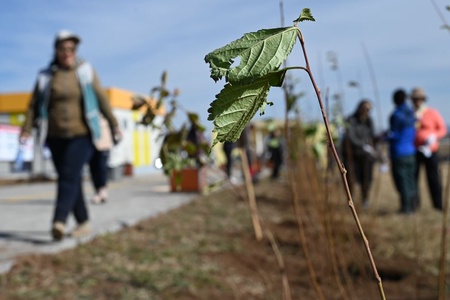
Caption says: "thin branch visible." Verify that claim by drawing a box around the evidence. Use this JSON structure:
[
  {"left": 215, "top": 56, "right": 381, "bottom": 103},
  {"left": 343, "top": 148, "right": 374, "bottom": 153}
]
[
  {"left": 430, "top": 0, "right": 450, "bottom": 37},
  {"left": 361, "top": 42, "right": 383, "bottom": 132},
  {"left": 295, "top": 25, "right": 387, "bottom": 300},
  {"left": 438, "top": 149, "right": 450, "bottom": 300}
]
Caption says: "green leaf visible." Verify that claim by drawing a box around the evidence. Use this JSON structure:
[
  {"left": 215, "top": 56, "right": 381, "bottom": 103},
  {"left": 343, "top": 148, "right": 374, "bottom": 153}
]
[
  {"left": 188, "top": 112, "right": 206, "bottom": 132},
  {"left": 161, "top": 71, "right": 168, "bottom": 87},
  {"left": 293, "top": 8, "right": 315, "bottom": 23},
  {"left": 141, "top": 109, "right": 156, "bottom": 125},
  {"left": 267, "top": 69, "right": 287, "bottom": 87},
  {"left": 131, "top": 94, "right": 148, "bottom": 110},
  {"left": 204, "top": 27, "right": 298, "bottom": 84},
  {"left": 208, "top": 78, "right": 268, "bottom": 148},
  {"left": 208, "top": 70, "right": 286, "bottom": 147},
  {"left": 259, "top": 100, "right": 272, "bottom": 116}
]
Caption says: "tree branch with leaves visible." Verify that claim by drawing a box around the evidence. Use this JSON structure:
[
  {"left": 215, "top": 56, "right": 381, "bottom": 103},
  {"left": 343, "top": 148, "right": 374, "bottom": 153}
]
[
  {"left": 131, "top": 71, "right": 209, "bottom": 182},
  {"left": 204, "top": 8, "right": 386, "bottom": 299}
]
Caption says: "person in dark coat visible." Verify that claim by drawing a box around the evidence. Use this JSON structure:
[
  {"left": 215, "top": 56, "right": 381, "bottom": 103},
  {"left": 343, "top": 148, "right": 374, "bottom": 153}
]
[
  {"left": 342, "top": 100, "right": 377, "bottom": 208},
  {"left": 266, "top": 128, "right": 284, "bottom": 179},
  {"left": 222, "top": 141, "right": 235, "bottom": 178}
]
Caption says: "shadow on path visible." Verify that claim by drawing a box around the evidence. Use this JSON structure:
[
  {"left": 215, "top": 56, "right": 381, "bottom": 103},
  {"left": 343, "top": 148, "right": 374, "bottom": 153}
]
[{"left": 0, "top": 231, "right": 54, "bottom": 245}]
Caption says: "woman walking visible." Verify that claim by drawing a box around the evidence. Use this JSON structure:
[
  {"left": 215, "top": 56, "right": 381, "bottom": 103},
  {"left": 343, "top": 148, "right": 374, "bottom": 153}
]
[{"left": 19, "top": 30, "right": 120, "bottom": 240}]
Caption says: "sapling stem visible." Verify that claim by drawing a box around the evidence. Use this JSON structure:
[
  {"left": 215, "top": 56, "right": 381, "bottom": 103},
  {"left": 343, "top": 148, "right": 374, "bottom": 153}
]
[
  {"left": 361, "top": 42, "right": 383, "bottom": 132},
  {"left": 239, "top": 148, "right": 263, "bottom": 241},
  {"left": 204, "top": 10, "right": 388, "bottom": 297},
  {"left": 293, "top": 22, "right": 387, "bottom": 300},
  {"left": 438, "top": 150, "right": 450, "bottom": 300},
  {"left": 224, "top": 156, "right": 292, "bottom": 299}
]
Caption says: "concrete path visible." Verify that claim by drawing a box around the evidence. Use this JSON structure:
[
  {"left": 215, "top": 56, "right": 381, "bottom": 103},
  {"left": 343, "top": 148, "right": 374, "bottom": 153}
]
[{"left": 0, "top": 173, "right": 198, "bottom": 274}]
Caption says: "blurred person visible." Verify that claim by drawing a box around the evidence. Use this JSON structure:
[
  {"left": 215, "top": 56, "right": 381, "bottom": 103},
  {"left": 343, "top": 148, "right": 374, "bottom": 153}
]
[
  {"left": 222, "top": 141, "right": 235, "bottom": 178},
  {"left": 411, "top": 87, "right": 447, "bottom": 211},
  {"left": 89, "top": 116, "right": 117, "bottom": 204},
  {"left": 265, "top": 128, "right": 284, "bottom": 179},
  {"left": 342, "top": 100, "right": 377, "bottom": 208},
  {"left": 237, "top": 125, "right": 257, "bottom": 181},
  {"left": 386, "top": 89, "right": 417, "bottom": 214},
  {"left": 19, "top": 30, "right": 120, "bottom": 240},
  {"left": 186, "top": 114, "right": 208, "bottom": 167}
]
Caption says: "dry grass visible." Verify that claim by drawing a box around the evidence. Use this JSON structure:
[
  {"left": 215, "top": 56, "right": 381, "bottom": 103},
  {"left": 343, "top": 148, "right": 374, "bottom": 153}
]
[{"left": 0, "top": 161, "right": 449, "bottom": 300}]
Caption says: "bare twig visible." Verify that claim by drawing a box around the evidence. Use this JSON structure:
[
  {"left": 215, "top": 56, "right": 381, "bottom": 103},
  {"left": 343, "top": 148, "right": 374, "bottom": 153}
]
[
  {"left": 294, "top": 23, "right": 386, "bottom": 300},
  {"left": 438, "top": 157, "right": 450, "bottom": 300},
  {"left": 430, "top": 0, "right": 450, "bottom": 37},
  {"left": 428, "top": 2, "right": 450, "bottom": 298},
  {"left": 261, "top": 220, "right": 292, "bottom": 300},
  {"left": 226, "top": 160, "right": 292, "bottom": 299},
  {"left": 360, "top": 42, "right": 383, "bottom": 132},
  {"left": 239, "top": 148, "right": 263, "bottom": 241}
]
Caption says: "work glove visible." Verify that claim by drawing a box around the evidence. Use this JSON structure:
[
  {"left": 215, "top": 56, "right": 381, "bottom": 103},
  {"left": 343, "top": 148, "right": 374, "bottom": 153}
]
[
  {"left": 362, "top": 144, "right": 377, "bottom": 157},
  {"left": 425, "top": 134, "right": 436, "bottom": 146},
  {"left": 418, "top": 145, "right": 432, "bottom": 158}
]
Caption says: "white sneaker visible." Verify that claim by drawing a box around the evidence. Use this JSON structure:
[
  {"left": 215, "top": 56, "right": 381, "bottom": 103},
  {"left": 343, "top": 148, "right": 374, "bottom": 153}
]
[
  {"left": 99, "top": 188, "right": 108, "bottom": 203},
  {"left": 91, "top": 188, "right": 108, "bottom": 204},
  {"left": 71, "top": 222, "right": 91, "bottom": 238},
  {"left": 51, "top": 222, "right": 66, "bottom": 241}
]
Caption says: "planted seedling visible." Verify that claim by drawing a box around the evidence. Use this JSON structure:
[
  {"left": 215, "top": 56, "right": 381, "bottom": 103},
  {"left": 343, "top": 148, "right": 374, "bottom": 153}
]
[{"left": 204, "top": 8, "right": 386, "bottom": 300}]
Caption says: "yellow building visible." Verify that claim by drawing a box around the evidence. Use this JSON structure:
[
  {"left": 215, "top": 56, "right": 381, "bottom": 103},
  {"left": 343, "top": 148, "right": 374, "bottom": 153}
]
[{"left": 0, "top": 87, "right": 164, "bottom": 176}]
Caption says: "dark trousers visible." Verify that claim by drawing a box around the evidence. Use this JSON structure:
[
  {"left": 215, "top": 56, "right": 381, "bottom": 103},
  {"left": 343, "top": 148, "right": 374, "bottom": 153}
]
[
  {"left": 269, "top": 147, "right": 283, "bottom": 179},
  {"left": 415, "top": 151, "right": 443, "bottom": 210},
  {"left": 89, "top": 149, "right": 109, "bottom": 191},
  {"left": 223, "top": 145, "right": 233, "bottom": 178},
  {"left": 47, "top": 136, "right": 94, "bottom": 224},
  {"left": 348, "top": 154, "right": 374, "bottom": 202},
  {"left": 392, "top": 155, "right": 417, "bottom": 213},
  {"left": 225, "top": 149, "right": 233, "bottom": 177}
]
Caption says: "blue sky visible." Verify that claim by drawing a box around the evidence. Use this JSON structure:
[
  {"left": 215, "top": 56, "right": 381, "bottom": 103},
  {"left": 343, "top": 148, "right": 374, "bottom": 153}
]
[{"left": 1, "top": 0, "right": 449, "bottom": 134}]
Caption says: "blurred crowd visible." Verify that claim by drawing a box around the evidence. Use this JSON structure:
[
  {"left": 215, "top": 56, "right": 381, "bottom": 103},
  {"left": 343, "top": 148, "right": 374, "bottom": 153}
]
[{"left": 341, "top": 87, "right": 447, "bottom": 214}]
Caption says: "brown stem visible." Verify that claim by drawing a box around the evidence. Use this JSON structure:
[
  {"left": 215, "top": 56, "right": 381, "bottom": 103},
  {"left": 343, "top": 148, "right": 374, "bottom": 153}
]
[
  {"left": 261, "top": 219, "right": 292, "bottom": 300},
  {"left": 361, "top": 42, "right": 383, "bottom": 131},
  {"left": 427, "top": 10, "right": 450, "bottom": 293},
  {"left": 438, "top": 155, "right": 450, "bottom": 299},
  {"left": 239, "top": 148, "right": 263, "bottom": 241},
  {"left": 227, "top": 164, "right": 292, "bottom": 299},
  {"left": 295, "top": 28, "right": 386, "bottom": 300},
  {"left": 430, "top": 0, "right": 450, "bottom": 38}
]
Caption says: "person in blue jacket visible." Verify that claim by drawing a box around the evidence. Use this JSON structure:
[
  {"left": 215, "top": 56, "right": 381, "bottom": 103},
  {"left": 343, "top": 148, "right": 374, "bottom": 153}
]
[{"left": 386, "top": 89, "right": 417, "bottom": 214}]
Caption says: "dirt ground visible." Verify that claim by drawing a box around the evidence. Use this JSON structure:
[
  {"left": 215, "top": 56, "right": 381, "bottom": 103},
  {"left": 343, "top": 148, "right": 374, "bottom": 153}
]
[{"left": 0, "top": 160, "right": 449, "bottom": 299}]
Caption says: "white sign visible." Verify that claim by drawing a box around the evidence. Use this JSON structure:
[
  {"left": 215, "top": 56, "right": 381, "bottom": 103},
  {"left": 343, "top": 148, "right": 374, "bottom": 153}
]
[{"left": 0, "top": 124, "right": 33, "bottom": 162}]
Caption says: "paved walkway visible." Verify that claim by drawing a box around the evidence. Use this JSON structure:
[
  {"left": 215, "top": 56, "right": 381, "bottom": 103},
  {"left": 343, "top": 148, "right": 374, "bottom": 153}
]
[{"left": 0, "top": 172, "right": 199, "bottom": 274}]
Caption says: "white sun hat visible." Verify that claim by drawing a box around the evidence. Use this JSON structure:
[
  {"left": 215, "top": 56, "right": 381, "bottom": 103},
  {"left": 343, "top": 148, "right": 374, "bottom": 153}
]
[{"left": 54, "top": 30, "right": 81, "bottom": 47}]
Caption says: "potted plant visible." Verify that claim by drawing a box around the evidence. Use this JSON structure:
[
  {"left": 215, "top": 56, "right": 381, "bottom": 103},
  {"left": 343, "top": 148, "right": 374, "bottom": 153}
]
[
  {"left": 161, "top": 115, "right": 209, "bottom": 192},
  {"left": 131, "top": 71, "right": 210, "bottom": 192}
]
